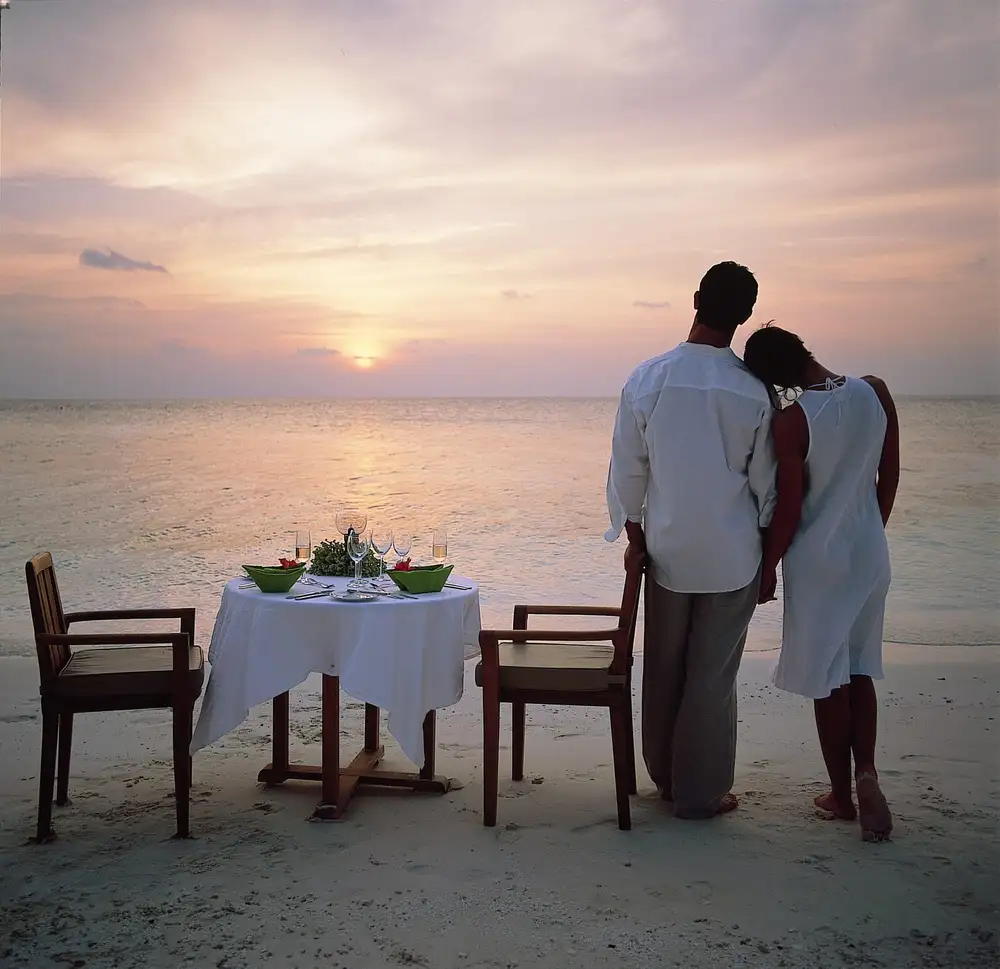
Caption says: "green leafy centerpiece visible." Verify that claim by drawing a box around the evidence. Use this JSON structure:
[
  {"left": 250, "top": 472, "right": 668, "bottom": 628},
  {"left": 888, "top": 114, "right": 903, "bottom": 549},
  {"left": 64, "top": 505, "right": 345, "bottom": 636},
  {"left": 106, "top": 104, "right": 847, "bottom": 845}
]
[{"left": 309, "top": 539, "right": 381, "bottom": 578}]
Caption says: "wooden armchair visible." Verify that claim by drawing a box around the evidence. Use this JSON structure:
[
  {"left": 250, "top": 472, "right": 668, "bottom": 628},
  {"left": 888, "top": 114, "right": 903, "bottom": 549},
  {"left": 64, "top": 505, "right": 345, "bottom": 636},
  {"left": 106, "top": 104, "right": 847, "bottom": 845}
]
[
  {"left": 477, "top": 554, "right": 644, "bottom": 830},
  {"left": 25, "top": 552, "right": 205, "bottom": 842}
]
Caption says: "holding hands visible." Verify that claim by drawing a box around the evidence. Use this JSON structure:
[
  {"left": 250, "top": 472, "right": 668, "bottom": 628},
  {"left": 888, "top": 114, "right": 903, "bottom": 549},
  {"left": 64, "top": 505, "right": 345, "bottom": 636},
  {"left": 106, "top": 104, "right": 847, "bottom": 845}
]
[{"left": 758, "top": 565, "right": 778, "bottom": 605}]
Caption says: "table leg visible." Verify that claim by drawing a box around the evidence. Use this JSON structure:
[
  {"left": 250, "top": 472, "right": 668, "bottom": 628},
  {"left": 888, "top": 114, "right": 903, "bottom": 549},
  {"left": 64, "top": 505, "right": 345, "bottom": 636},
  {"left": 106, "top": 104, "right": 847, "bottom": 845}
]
[
  {"left": 258, "top": 688, "right": 448, "bottom": 819},
  {"left": 420, "top": 710, "right": 436, "bottom": 780},
  {"left": 364, "top": 703, "right": 379, "bottom": 751},
  {"left": 257, "top": 691, "right": 290, "bottom": 785},
  {"left": 313, "top": 674, "right": 343, "bottom": 819}
]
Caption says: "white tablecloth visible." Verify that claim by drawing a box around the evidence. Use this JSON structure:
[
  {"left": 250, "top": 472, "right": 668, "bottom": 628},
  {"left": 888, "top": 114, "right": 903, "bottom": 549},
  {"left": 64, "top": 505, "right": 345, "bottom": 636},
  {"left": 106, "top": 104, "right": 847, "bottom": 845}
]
[{"left": 191, "top": 575, "right": 481, "bottom": 766}]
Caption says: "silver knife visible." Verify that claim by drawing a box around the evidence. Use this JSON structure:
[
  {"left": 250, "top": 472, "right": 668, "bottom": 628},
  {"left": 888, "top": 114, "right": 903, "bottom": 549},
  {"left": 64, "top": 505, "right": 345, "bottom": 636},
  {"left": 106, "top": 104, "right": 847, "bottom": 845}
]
[{"left": 288, "top": 590, "right": 331, "bottom": 600}]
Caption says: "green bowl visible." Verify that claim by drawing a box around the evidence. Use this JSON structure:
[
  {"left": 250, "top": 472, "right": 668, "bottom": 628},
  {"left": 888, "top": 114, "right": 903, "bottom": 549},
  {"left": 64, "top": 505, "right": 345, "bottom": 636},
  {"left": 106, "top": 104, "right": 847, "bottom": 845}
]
[
  {"left": 243, "top": 563, "right": 307, "bottom": 593},
  {"left": 387, "top": 564, "right": 454, "bottom": 594}
]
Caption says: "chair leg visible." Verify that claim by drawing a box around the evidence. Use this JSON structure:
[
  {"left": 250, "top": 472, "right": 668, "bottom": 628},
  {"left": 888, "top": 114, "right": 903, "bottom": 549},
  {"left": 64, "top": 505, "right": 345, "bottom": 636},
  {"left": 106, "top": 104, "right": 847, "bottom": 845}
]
[
  {"left": 56, "top": 713, "right": 73, "bottom": 806},
  {"left": 483, "top": 694, "right": 500, "bottom": 827},
  {"left": 625, "top": 692, "right": 638, "bottom": 795},
  {"left": 35, "top": 708, "right": 59, "bottom": 843},
  {"left": 609, "top": 700, "right": 632, "bottom": 831},
  {"left": 172, "top": 701, "right": 194, "bottom": 839},
  {"left": 512, "top": 701, "right": 526, "bottom": 781}
]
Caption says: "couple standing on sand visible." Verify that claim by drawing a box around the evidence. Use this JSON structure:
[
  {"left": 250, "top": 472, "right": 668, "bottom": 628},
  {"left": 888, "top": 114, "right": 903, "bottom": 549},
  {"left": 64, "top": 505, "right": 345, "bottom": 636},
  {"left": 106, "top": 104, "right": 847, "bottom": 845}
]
[{"left": 605, "top": 261, "right": 900, "bottom": 843}]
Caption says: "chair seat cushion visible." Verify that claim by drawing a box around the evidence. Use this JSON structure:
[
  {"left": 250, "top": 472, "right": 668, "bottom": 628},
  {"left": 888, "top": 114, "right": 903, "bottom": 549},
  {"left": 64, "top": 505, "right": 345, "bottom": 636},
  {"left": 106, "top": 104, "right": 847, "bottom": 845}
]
[
  {"left": 475, "top": 642, "right": 626, "bottom": 692},
  {"left": 56, "top": 645, "right": 205, "bottom": 697}
]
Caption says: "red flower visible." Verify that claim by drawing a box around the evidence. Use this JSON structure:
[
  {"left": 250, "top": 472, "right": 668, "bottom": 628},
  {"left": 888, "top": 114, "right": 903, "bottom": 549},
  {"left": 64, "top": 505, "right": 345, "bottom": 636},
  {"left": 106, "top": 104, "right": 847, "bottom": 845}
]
[{"left": 393, "top": 558, "right": 412, "bottom": 571}]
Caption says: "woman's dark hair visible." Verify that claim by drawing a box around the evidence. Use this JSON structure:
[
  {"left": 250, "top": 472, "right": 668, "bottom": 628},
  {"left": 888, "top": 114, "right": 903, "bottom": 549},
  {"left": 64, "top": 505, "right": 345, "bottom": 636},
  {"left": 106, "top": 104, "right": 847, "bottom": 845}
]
[{"left": 743, "top": 324, "right": 814, "bottom": 393}]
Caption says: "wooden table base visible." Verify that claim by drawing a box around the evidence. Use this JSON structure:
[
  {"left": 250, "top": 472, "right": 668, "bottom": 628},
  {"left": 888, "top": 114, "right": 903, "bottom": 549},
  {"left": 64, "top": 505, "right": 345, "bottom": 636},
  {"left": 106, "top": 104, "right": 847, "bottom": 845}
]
[{"left": 256, "top": 675, "right": 451, "bottom": 820}]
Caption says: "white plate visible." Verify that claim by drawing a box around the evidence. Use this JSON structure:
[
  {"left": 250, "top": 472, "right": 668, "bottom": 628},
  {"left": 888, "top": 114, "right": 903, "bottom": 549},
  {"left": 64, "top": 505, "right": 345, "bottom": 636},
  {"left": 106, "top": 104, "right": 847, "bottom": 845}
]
[{"left": 330, "top": 591, "right": 379, "bottom": 602}]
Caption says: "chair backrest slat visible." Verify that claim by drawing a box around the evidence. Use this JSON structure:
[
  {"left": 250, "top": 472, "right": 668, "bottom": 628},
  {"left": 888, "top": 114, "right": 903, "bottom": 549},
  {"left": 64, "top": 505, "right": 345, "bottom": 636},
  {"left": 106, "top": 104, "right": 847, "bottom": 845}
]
[{"left": 25, "top": 552, "right": 70, "bottom": 683}]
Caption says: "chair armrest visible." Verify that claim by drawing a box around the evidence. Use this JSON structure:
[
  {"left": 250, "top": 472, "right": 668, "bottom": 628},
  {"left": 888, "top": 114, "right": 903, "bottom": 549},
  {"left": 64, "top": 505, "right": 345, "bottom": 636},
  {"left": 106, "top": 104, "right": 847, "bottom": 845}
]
[
  {"left": 65, "top": 608, "right": 196, "bottom": 642},
  {"left": 512, "top": 605, "right": 622, "bottom": 633},
  {"left": 39, "top": 632, "right": 193, "bottom": 681},
  {"left": 65, "top": 608, "right": 195, "bottom": 637},
  {"left": 515, "top": 605, "right": 622, "bottom": 618}
]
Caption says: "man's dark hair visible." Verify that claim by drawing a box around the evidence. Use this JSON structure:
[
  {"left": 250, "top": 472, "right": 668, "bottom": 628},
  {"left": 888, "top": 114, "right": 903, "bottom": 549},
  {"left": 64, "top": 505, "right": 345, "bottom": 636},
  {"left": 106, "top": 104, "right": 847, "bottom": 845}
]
[
  {"left": 743, "top": 324, "right": 814, "bottom": 392},
  {"left": 696, "top": 261, "right": 758, "bottom": 333}
]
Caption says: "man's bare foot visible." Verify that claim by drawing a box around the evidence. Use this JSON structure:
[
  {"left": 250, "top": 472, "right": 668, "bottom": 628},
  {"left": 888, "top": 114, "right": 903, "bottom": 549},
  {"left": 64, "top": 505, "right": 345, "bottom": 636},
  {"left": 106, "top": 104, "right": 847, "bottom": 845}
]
[
  {"left": 814, "top": 791, "right": 857, "bottom": 821},
  {"left": 856, "top": 771, "right": 893, "bottom": 842},
  {"left": 675, "top": 792, "right": 738, "bottom": 819}
]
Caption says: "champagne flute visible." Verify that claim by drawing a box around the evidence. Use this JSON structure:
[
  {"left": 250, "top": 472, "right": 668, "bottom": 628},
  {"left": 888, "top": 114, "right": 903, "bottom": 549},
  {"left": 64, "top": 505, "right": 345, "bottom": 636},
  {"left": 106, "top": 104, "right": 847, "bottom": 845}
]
[
  {"left": 432, "top": 525, "right": 448, "bottom": 565},
  {"left": 346, "top": 529, "right": 370, "bottom": 590},
  {"left": 371, "top": 527, "right": 394, "bottom": 586},
  {"left": 294, "top": 528, "right": 312, "bottom": 566}
]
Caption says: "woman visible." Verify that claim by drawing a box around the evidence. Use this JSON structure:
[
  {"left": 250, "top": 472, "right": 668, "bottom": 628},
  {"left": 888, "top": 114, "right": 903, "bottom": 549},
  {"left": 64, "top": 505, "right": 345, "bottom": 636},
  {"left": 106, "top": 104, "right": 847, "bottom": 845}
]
[{"left": 742, "top": 324, "right": 900, "bottom": 842}]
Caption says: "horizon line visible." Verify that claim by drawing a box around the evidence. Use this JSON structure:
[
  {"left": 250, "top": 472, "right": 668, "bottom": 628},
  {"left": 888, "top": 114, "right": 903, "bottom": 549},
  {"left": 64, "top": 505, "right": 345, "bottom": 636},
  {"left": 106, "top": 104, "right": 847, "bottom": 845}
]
[{"left": 3, "top": 393, "right": 998, "bottom": 404}]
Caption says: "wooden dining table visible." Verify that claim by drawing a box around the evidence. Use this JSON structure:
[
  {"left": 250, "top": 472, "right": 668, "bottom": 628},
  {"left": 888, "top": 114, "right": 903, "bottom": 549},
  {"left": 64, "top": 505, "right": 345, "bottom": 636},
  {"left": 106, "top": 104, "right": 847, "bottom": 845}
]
[{"left": 191, "top": 574, "right": 482, "bottom": 819}]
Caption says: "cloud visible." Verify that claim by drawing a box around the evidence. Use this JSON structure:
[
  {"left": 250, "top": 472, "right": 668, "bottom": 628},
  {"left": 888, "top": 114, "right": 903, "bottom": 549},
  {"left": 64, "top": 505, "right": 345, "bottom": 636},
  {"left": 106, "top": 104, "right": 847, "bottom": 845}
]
[
  {"left": 159, "top": 338, "right": 204, "bottom": 355},
  {"left": 632, "top": 300, "right": 671, "bottom": 310},
  {"left": 80, "top": 248, "right": 169, "bottom": 273},
  {"left": 501, "top": 289, "right": 531, "bottom": 300},
  {"left": 296, "top": 346, "right": 341, "bottom": 357}
]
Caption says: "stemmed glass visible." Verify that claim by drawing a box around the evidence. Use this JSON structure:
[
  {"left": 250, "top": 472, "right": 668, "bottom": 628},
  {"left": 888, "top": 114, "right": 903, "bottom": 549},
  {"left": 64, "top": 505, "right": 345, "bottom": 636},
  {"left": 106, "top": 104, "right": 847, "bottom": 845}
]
[
  {"left": 335, "top": 506, "right": 368, "bottom": 545},
  {"left": 432, "top": 525, "right": 448, "bottom": 565},
  {"left": 370, "top": 527, "right": 394, "bottom": 586},
  {"left": 294, "top": 529, "right": 312, "bottom": 566},
  {"left": 335, "top": 505, "right": 368, "bottom": 577},
  {"left": 392, "top": 532, "right": 412, "bottom": 565},
  {"left": 346, "top": 530, "right": 370, "bottom": 591}
]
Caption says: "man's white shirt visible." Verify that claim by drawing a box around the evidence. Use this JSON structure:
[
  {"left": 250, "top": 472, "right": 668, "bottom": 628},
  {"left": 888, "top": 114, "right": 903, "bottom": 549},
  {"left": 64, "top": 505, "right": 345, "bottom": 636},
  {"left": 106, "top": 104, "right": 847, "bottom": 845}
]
[{"left": 606, "top": 342, "right": 777, "bottom": 594}]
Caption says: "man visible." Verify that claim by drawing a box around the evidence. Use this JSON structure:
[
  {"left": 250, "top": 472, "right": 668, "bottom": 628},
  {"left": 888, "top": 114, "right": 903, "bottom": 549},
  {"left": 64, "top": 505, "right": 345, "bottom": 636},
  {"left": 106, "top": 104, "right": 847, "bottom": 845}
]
[{"left": 605, "top": 261, "right": 776, "bottom": 819}]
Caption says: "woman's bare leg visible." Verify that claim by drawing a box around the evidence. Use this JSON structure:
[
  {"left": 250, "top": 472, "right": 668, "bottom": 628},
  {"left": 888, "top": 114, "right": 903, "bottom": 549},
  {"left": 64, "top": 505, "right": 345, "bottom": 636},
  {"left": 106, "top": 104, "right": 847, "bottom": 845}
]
[
  {"left": 848, "top": 674, "right": 893, "bottom": 841},
  {"left": 813, "top": 686, "right": 857, "bottom": 820}
]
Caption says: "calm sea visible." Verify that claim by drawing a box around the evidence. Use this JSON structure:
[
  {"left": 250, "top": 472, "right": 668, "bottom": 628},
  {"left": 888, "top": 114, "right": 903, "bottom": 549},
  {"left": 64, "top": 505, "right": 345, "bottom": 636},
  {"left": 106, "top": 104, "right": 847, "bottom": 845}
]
[{"left": 0, "top": 397, "right": 997, "bottom": 659}]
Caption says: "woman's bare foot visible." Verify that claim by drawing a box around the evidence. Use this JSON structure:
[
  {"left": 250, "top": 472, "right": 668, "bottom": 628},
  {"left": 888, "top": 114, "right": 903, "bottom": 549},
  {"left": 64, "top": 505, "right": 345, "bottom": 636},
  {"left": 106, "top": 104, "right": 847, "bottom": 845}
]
[
  {"left": 814, "top": 791, "right": 857, "bottom": 821},
  {"left": 855, "top": 771, "right": 893, "bottom": 842}
]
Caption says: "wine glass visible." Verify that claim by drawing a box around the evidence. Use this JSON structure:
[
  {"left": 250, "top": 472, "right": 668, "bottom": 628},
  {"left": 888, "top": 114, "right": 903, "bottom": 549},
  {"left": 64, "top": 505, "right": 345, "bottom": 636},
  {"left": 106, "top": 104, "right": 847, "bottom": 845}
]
[
  {"left": 370, "top": 527, "right": 394, "bottom": 586},
  {"left": 392, "top": 532, "right": 412, "bottom": 565},
  {"left": 432, "top": 525, "right": 448, "bottom": 565},
  {"left": 336, "top": 506, "right": 368, "bottom": 542},
  {"left": 346, "top": 530, "right": 370, "bottom": 590},
  {"left": 335, "top": 507, "right": 352, "bottom": 544}
]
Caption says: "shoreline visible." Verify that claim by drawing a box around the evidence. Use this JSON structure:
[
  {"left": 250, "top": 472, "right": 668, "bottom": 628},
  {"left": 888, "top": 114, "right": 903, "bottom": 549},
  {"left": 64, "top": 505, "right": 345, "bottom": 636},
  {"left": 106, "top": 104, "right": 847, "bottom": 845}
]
[{"left": 1, "top": 645, "right": 997, "bottom": 968}]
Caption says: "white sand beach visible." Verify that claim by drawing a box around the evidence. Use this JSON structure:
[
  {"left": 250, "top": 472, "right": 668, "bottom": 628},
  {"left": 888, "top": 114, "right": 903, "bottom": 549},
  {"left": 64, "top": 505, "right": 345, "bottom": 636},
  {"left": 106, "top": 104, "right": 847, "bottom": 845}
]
[{"left": 1, "top": 645, "right": 997, "bottom": 969}]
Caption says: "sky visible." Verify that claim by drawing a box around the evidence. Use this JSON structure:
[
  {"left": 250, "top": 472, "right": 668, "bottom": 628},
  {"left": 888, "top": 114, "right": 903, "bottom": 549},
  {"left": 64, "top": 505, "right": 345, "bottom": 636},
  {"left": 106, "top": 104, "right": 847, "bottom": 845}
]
[{"left": 1, "top": 0, "right": 997, "bottom": 398}]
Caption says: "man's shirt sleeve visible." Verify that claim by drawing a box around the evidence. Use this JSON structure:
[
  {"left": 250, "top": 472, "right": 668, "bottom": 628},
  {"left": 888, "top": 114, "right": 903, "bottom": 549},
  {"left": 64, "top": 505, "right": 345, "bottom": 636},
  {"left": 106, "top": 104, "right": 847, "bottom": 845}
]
[
  {"left": 749, "top": 403, "right": 777, "bottom": 528},
  {"left": 605, "top": 387, "right": 649, "bottom": 542}
]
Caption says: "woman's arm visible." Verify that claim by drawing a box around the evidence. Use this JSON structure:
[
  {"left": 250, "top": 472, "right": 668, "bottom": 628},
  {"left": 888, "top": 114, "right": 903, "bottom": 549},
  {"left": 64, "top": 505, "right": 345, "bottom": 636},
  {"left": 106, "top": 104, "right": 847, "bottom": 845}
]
[
  {"left": 862, "top": 375, "right": 900, "bottom": 527},
  {"left": 759, "top": 403, "right": 808, "bottom": 602}
]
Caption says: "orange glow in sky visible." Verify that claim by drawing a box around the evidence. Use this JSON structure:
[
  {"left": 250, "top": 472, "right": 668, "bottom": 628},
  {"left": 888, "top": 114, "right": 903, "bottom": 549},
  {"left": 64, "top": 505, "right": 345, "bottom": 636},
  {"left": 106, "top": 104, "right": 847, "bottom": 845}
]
[{"left": 0, "top": 0, "right": 996, "bottom": 397}]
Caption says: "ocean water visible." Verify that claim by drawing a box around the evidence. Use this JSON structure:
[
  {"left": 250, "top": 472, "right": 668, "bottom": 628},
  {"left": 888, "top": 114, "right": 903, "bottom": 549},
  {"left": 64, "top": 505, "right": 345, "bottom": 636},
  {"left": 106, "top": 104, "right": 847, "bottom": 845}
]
[{"left": 0, "top": 397, "right": 996, "bottom": 659}]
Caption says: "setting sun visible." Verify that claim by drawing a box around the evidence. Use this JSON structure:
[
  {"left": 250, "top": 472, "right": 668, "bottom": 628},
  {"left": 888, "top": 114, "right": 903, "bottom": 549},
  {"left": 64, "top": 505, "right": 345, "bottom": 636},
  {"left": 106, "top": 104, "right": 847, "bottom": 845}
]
[{"left": 353, "top": 356, "right": 376, "bottom": 370}]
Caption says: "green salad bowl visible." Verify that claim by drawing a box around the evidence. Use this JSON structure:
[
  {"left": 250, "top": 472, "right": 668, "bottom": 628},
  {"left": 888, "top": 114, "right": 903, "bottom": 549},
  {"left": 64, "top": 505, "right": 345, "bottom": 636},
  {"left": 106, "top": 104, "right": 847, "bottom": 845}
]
[
  {"left": 243, "top": 563, "right": 307, "bottom": 593},
  {"left": 387, "top": 563, "right": 454, "bottom": 594}
]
